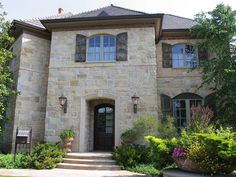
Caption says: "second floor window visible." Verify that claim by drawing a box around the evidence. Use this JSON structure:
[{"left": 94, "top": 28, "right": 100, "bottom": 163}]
[
  {"left": 87, "top": 35, "right": 116, "bottom": 62},
  {"left": 172, "top": 44, "right": 197, "bottom": 68},
  {"left": 162, "top": 43, "right": 201, "bottom": 68}
]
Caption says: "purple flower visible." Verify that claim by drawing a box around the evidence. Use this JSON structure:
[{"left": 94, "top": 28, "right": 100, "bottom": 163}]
[{"left": 172, "top": 146, "right": 187, "bottom": 158}]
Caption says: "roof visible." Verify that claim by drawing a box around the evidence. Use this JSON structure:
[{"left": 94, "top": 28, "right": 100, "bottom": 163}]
[
  {"left": 70, "top": 4, "right": 147, "bottom": 18},
  {"left": 162, "top": 14, "right": 197, "bottom": 30},
  {"left": 15, "top": 5, "right": 196, "bottom": 31}
]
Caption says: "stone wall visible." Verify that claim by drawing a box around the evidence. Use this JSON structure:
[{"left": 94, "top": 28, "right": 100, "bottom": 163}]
[
  {"left": 11, "top": 33, "right": 50, "bottom": 150},
  {"left": 45, "top": 27, "right": 158, "bottom": 151},
  {"left": 0, "top": 35, "right": 22, "bottom": 152},
  {"left": 156, "top": 39, "right": 212, "bottom": 115}
]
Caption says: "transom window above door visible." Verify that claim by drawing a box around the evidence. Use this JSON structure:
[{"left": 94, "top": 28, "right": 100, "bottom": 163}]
[{"left": 87, "top": 35, "right": 116, "bottom": 62}]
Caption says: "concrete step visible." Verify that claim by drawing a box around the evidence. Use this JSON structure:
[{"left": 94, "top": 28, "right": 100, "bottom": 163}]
[
  {"left": 57, "top": 163, "right": 120, "bottom": 170},
  {"left": 63, "top": 158, "right": 117, "bottom": 165},
  {"left": 66, "top": 152, "right": 113, "bottom": 159}
]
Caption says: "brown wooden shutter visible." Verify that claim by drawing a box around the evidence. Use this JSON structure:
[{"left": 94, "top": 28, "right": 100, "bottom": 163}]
[
  {"left": 75, "top": 34, "right": 86, "bottom": 62},
  {"left": 198, "top": 48, "right": 208, "bottom": 64},
  {"left": 116, "top": 32, "right": 128, "bottom": 61},
  {"left": 162, "top": 43, "right": 172, "bottom": 68},
  {"left": 160, "top": 94, "right": 173, "bottom": 117}
]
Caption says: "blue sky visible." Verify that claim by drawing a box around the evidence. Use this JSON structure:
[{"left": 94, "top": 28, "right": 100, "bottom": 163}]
[{"left": 2, "top": 0, "right": 236, "bottom": 21}]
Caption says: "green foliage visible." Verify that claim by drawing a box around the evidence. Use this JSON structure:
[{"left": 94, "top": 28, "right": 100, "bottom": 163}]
[
  {"left": 157, "top": 116, "right": 177, "bottom": 138},
  {"left": 181, "top": 130, "right": 236, "bottom": 174},
  {"left": 132, "top": 116, "right": 177, "bottom": 143},
  {"left": 0, "top": 153, "right": 28, "bottom": 169},
  {"left": 190, "top": 3, "right": 236, "bottom": 128},
  {"left": 26, "top": 143, "right": 66, "bottom": 169},
  {"left": 112, "top": 144, "right": 148, "bottom": 168},
  {"left": 121, "top": 129, "right": 138, "bottom": 139},
  {"left": 127, "top": 164, "right": 161, "bottom": 177},
  {"left": 0, "top": 2, "right": 15, "bottom": 135},
  {"left": 146, "top": 136, "right": 178, "bottom": 168},
  {"left": 59, "top": 129, "right": 75, "bottom": 140}
]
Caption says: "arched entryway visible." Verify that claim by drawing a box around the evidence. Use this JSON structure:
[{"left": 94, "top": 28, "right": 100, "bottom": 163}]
[{"left": 94, "top": 104, "right": 115, "bottom": 150}]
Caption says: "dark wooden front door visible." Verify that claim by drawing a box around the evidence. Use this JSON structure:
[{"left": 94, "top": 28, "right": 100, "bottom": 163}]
[{"left": 94, "top": 104, "right": 115, "bottom": 150}]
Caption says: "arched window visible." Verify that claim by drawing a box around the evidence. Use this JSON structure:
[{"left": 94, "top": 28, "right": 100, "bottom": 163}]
[
  {"left": 173, "top": 93, "right": 203, "bottom": 128},
  {"left": 172, "top": 44, "right": 197, "bottom": 68},
  {"left": 87, "top": 35, "right": 116, "bottom": 61}
]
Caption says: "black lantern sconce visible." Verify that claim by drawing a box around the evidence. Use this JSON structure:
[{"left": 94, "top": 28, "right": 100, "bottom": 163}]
[
  {"left": 59, "top": 95, "right": 67, "bottom": 113},
  {"left": 131, "top": 94, "right": 139, "bottom": 113}
]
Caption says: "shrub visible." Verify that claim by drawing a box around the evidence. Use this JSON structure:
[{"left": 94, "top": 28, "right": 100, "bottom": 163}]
[
  {"left": 173, "top": 129, "right": 236, "bottom": 174},
  {"left": 120, "top": 129, "right": 138, "bottom": 144},
  {"left": 127, "top": 164, "right": 161, "bottom": 177},
  {"left": 187, "top": 106, "right": 214, "bottom": 133},
  {"left": 26, "top": 143, "right": 66, "bottom": 169},
  {"left": 132, "top": 116, "right": 177, "bottom": 143},
  {"left": 146, "top": 136, "right": 178, "bottom": 168},
  {"left": 59, "top": 129, "right": 75, "bottom": 140},
  {"left": 0, "top": 153, "right": 28, "bottom": 169},
  {"left": 112, "top": 144, "right": 148, "bottom": 167}
]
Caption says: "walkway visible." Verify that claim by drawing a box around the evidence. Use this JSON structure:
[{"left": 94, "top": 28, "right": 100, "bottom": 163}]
[{"left": 0, "top": 168, "right": 146, "bottom": 177}]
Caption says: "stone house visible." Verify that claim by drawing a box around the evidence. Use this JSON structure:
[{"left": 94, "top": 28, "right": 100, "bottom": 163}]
[{"left": 1, "top": 5, "right": 212, "bottom": 152}]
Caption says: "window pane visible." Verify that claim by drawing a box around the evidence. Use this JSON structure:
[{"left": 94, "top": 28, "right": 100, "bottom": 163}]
[
  {"left": 172, "top": 45, "right": 184, "bottom": 67},
  {"left": 95, "top": 36, "right": 100, "bottom": 44},
  {"left": 89, "top": 38, "right": 95, "bottom": 47},
  {"left": 185, "top": 45, "right": 197, "bottom": 67},
  {"left": 88, "top": 53, "right": 96, "bottom": 61},
  {"left": 104, "top": 35, "right": 109, "bottom": 44}
]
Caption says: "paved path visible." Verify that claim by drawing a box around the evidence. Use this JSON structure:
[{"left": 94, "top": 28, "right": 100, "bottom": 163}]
[{"left": 0, "top": 168, "right": 146, "bottom": 177}]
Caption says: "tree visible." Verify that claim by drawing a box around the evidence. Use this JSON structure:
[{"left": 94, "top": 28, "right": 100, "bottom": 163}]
[
  {"left": 0, "top": 2, "right": 15, "bottom": 135},
  {"left": 191, "top": 3, "right": 236, "bottom": 128}
]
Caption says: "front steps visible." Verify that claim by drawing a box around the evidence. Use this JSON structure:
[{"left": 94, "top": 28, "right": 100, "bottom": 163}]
[{"left": 57, "top": 152, "right": 120, "bottom": 170}]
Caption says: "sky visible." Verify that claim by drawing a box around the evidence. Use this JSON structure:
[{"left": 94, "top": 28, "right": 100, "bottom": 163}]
[{"left": 2, "top": 0, "right": 236, "bottom": 21}]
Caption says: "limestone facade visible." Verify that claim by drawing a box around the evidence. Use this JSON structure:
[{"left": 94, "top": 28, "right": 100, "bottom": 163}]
[
  {"left": 1, "top": 33, "right": 51, "bottom": 151},
  {"left": 2, "top": 27, "right": 212, "bottom": 152}
]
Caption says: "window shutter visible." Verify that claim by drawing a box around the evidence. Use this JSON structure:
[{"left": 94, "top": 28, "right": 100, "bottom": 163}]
[
  {"left": 162, "top": 43, "right": 172, "bottom": 68},
  {"left": 75, "top": 34, "right": 86, "bottom": 62},
  {"left": 116, "top": 32, "right": 128, "bottom": 61},
  {"left": 198, "top": 48, "right": 208, "bottom": 64},
  {"left": 160, "top": 94, "right": 173, "bottom": 117}
]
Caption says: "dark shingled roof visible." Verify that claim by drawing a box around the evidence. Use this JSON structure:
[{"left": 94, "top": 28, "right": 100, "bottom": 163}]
[
  {"left": 162, "top": 14, "right": 197, "bottom": 30},
  {"left": 17, "top": 5, "right": 196, "bottom": 30},
  {"left": 69, "top": 4, "right": 147, "bottom": 18}
]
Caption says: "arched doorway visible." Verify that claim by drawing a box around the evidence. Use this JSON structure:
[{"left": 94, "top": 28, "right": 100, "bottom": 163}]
[{"left": 94, "top": 104, "right": 115, "bottom": 150}]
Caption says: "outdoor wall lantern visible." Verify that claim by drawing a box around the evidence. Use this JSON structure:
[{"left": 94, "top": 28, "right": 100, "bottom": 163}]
[
  {"left": 131, "top": 94, "right": 139, "bottom": 113},
  {"left": 59, "top": 95, "right": 67, "bottom": 113}
]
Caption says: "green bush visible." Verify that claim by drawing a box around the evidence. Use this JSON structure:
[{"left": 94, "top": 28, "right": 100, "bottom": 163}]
[
  {"left": 132, "top": 116, "right": 177, "bottom": 143},
  {"left": 26, "top": 143, "right": 66, "bottom": 169},
  {"left": 187, "top": 131, "right": 236, "bottom": 174},
  {"left": 0, "top": 153, "right": 28, "bottom": 169},
  {"left": 112, "top": 144, "right": 148, "bottom": 167},
  {"left": 146, "top": 136, "right": 178, "bottom": 168},
  {"left": 121, "top": 129, "right": 138, "bottom": 139},
  {"left": 59, "top": 129, "right": 75, "bottom": 140},
  {"left": 127, "top": 164, "right": 161, "bottom": 177}
]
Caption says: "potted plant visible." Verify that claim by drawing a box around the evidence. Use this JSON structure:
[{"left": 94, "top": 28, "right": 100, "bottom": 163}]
[
  {"left": 120, "top": 129, "right": 137, "bottom": 144},
  {"left": 60, "top": 129, "right": 75, "bottom": 152}
]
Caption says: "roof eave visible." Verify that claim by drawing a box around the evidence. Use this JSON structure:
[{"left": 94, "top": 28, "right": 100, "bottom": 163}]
[
  {"left": 12, "top": 20, "right": 51, "bottom": 40},
  {"left": 40, "top": 14, "right": 164, "bottom": 30}
]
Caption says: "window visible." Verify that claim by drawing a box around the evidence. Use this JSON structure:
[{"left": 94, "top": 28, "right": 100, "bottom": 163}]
[
  {"left": 172, "top": 44, "right": 197, "bottom": 68},
  {"left": 173, "top": 93, "right": 203, "bottom": 128},
  {"left": 87, "top": 35, "right": 116, "bottom": 62}
]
